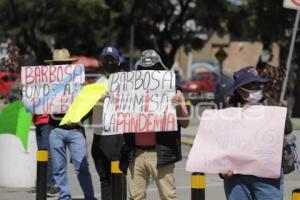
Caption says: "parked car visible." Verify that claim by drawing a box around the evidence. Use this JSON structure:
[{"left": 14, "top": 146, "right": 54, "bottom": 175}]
[
  {"left": 182, "top": 72, "right": 217, "bottom": 104},
  {"left": 0, "top": 71, "right": 20, "bottom": 96}
]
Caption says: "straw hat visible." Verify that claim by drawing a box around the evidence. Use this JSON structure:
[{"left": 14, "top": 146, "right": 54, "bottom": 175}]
[{"left": 44, "top": 48, "right": 78, "bottom": 63}]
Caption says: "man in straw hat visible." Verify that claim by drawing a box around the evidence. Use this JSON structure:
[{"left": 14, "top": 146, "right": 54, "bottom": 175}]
[{"left": 46, "top": 49, "right": 96, "bottom": 200}]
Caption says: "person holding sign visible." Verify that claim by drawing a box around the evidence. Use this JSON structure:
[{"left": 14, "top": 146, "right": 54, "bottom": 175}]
[
  {"left": 119, "top": 50, "right": 189, "bottom": 200},
  {"left": 46, "top": 49, "right": 96, "bottom": 200},
  {"left": 221, "top": 66, "right": 293, "bottom": 200},
  {"left": 91, "top": 47, "right": 126, "bottom": 200}
]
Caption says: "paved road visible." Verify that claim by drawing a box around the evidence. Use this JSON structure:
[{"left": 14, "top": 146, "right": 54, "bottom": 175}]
[{"left": 0, "top": 119, "right": 299, "bottom": 200}]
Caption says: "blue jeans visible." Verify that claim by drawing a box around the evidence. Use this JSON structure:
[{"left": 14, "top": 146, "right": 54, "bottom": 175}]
[
  {"left": 224, "top": 170, "right": 284, "bottom": 200},
  {"left": 49, "top": 127, "right": 95, "bottom": 200},
  {"left": 36, "top": 124, "right": 55, "bottom": 187}
]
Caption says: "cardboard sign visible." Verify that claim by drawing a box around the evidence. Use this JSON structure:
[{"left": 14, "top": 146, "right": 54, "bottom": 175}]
[
  {"left": 186, "top": 106, "right": 287, "bottom": 179},
  {"left": 21, "top": 64, "right": 85, "bottom": 114},
  {"left": 103, "top": 70, "right": 177, "bottom": 134},
  {"left": 60, "top": 83, "right": 108, "bottom": 125}
]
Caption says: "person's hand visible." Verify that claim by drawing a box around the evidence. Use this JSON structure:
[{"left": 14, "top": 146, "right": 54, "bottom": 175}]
[
  {"left": 100, "top": 91, "right": 110, "bottom": 102},
  {"left": 172, "top": 92, "right": 184, "bottom": 106},
  {"left": 82, "top": 81, "right": 89, "bottom": 86},
  {"left": 221, "top": 169, "right": 234, "bottom": 179},
  {"left": 280, "top": 100, "right": 288, "bottom": 107}
]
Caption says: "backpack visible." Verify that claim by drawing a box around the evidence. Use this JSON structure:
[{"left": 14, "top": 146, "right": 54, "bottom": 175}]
[{"left": 282, "top": 134, "right": 300, "bottom": 174}]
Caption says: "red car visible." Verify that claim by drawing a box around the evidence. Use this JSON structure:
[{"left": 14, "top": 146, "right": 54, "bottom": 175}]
[
  {"left": 0, "top": 71, "right": 20, "bottom": 96},
  {"left": 182, "top": 72, "right": 217, "bottom": 103}
]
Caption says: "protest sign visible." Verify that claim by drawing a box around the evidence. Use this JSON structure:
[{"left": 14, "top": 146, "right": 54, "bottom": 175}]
[
  {"left": 186, "top": 106, "right": 287, "bottom": 179},
  {"left": 21, "top": 64, "right": 85, "bottom": 114},
  {"left": 0, "top": 101, "right": 32, "bottom": 150},
  {"left": 60, "top": 83, "right": 108, "bottom": 125},
  {"left": 103, "top": 70, "right": 177, "bottom": 134}
]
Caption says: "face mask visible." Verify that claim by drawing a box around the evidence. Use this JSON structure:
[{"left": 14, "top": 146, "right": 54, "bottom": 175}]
[
  {"left": 103, "top": 63, "right": 119, "bottom": 74},
  {"left": 242, "top": 88, "right": 263, "bottom": 104}
]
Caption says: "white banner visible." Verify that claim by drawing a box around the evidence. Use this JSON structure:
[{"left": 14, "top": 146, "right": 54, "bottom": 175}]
[
  {"left": 21, "top": 64, "right": 85, "bottom": 114},
  {"left": 103, "top": 70, "right": 177, "bottom": 134}
]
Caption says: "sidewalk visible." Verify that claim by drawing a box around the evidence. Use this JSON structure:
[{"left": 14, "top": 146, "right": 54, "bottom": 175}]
[{"left": 0, "top": 127, "right": 299, "bottom": 200}]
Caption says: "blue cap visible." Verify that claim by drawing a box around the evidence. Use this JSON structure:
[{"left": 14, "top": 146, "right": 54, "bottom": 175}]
[
  {"left": 101, "top": 47, "right": 120, "bottom": 61},
  {"left": 233, "top": 66, "right": 269, "bottom": 91}
]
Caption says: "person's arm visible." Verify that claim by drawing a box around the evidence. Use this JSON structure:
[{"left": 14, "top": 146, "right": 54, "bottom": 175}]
[
  {"left": 284, "top": 115, "right": 293, "bottom": 135},
  {"left": 219, "top": 169, "right": 234, "bottom": 179},
  {"left": 119, "top": 133, "right": 135, "bottom": 175},
  {"left": 171, "top": 90, "right": 189, "bottom": 128}
]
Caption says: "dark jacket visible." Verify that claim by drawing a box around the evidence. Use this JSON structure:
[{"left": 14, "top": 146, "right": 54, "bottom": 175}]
[
  {"left": 119, "top": 124, "right": 182, "bottom": 174},
  {"left": 93, "top": 134, "right": 124, "bottom": 160}
]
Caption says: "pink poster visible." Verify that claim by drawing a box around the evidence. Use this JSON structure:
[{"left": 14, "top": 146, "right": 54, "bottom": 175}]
[{"left": 186, "top": 106, "right": 287, "bottom": 178}]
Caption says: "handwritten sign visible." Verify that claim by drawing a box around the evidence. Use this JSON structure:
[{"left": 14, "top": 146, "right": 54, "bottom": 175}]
[
  {"left": 60, "top": 83, "right": 108, "bottom": 125},
  {"left": 186, "top": 106, "right": 287, "bottom": 179},
  {"left": 102, "top": 70, "right": 177, "bottom": 134},
  {"left": 21, "top": 64, "right": 85, "bottom": 114}
]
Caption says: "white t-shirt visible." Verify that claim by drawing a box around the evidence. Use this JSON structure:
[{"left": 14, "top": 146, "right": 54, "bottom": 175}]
[{"left": 92, "top": 75, "right": 108, "bottom": 135}]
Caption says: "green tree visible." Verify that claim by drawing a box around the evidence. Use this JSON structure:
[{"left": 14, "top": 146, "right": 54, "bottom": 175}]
[
  {"left": 0, "top": 0, "right": 234, "bottom": 67},
  {"left": 113, "top": 0, "right": 230, "bottom": 68},
  {"left": 227, "top": 0, "right": 295, "bottom": 49},
  {"left": 0, "top": 0, "right": 109, "bottom": 61}
]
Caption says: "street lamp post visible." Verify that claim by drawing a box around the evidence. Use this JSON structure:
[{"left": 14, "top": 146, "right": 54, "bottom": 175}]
[
  {"left": 212, "top": 44, "right": 229, "bottom": 109},
  {"left": 213, "top": 44, "right": 228, "bottom": 75}
]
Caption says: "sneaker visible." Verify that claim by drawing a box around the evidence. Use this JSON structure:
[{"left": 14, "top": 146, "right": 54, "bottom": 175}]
[{"left": 47, "top": 186, "right": 60, "bottom": 197}]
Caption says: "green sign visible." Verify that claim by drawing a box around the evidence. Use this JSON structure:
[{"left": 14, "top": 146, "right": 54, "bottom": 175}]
[{"left": 0, "top": 101, "right": 32, "bottom": 150}]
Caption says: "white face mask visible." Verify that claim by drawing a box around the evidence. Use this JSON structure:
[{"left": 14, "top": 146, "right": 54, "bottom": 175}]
[{"left": 242, "top": 88, "right": 263, "bottom": 104}]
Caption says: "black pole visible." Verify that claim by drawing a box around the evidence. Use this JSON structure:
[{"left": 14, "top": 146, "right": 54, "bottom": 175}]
[
  {"left": 191, "top": 172, "right": 205, "bottom": 200},
  {"left": 36, "top": 150, "right": 48, "bottom": 200},
  {"left": 111, "top": 161, "right": 126, "bottom": 200}
]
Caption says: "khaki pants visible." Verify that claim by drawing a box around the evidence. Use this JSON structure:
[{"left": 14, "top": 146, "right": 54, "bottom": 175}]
[{"left": 128, "top": 149, "right": 176, "bottom": 200}]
